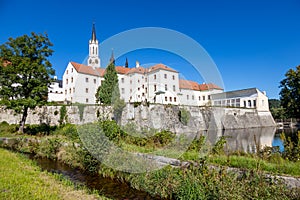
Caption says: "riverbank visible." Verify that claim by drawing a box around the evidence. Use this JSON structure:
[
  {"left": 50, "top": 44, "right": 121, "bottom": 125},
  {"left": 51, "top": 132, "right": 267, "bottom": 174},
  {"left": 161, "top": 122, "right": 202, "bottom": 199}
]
[
  {"left": 1, "top": 136, "right": 299, "bottom": 198},
  {"left": 0, "top": 148, "right": 109, "bottom": 200}
]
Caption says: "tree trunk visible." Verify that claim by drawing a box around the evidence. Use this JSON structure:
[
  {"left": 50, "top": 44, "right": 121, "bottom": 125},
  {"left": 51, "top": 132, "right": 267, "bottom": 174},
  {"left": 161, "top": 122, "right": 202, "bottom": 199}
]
[{"left": 18, "top": 107, "right": 28, "bottom": 133}]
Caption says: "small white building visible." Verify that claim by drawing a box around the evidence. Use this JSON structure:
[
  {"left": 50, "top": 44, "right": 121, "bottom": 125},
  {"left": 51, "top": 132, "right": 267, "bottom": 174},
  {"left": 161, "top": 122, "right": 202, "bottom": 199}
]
[
  {"left": 211, "top": 88, "right": 269, "bottom": 111},
  {"left": 48, "top": 76, "right": 64, "bottom": 102}
]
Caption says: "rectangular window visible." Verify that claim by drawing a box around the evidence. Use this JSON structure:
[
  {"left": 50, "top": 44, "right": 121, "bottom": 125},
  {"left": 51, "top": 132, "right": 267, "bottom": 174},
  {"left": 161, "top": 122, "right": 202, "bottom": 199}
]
[
  {"left": 253, "top": 100, "right": 257, "bottom": 107},
  {"left": 203, "top": 96, "right": 206, "bottom": 101},
  {"left": 73, "top": 87, "right": 75, "bottom": 93},
  {"left": 199, "top": 96, "right": 201, "bottom": 101},
  {"left": 66, "top": 70, "right": 68, "bottom": 74},
  {"left": 231, "top": 99, "right": 235, "bottom": 107},
  {"left": 165, "top": 96, "right": 167, "bottom": 101},
  {"left": 164, "top": 74, "right": 167, "bottom": 79},
  {"left": 169, "top": 97, "right": 172, "bottom": 102},
  {"left": 173, "top": 85, "right": 176, "bottom": 92},
  {"left": 121, "top": 78, "right": 124, "bottom": 83},
  {"left": 174, "top": 97, "right": 177, "bottom": 102},
  {"left": 227, "top": 100, "right": 230, "bottom": 106},
  {"left": 94, "top": 79, "right": 96, "bottom": 84},
  {"left": 187, "top": 95, "right": 189, "bottom": 100},
  {"left": 236, "top": 99, "right": 241, "bottom": 107},
  {"left": 130, "top": 89, "right": 132, "bottom": 93},
  {"left": 71, "top": 68, "right": 73, "bottom": 73},
  {"left": 65, "top": 90, "right": 67, "bottom": 94},
  {"left": 154, "top": 85, "right": 157, "bottom": 92},
  {"left": 208, "top": 95, "right": 211, "bottom": 100},
  {"left": 145, "top": 87, "right": 148, "bottom": 93},
  {"left": 121, "top": 88, "right": 125, "bottom": 94},
  {"left": 69, "top": 88, "right": 71, "bottom": 94},
  {"left": 66, "top": 79, "right": 68, "bottom": 84},
  {"left": 165, "top": 84, "right": 167, "bottom": 91},
  {"left": 86, "top": 88, "right": 89, "bottom": 93},
  {"left": 154, "top": 74, "right": 156, "bottom": 80},
  {"left": 86, "top": 98, "right": 89, "bottom": 103},
  {"left": 85, "top": 77, "right": 89, "bottom": 83},
  {"left": 71, "top": 77, "right": 73, "bottom": 83},
  {"left": 192, "top": 95, "right": 194, "bottom": 100},
  {"left": 172, "top": 75, "right": 175, "bottom": 80}
]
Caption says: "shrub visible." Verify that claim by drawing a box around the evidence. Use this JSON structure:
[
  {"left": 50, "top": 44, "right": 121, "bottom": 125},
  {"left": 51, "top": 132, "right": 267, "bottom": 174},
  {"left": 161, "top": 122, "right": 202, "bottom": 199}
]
[
  {"left": 59, "top": 105, "right": 67, "bottom": 125},
  {"left": 99, "top": 120, "right": 126, "bottom": 142},
  {"left": 55, "top": 123, "right": 78, "bottom": 141},
  {"left": 280, "top": 131, "right": 300, "bottom": 162},
  {"left": 212, "top": 136, "right": 227, "bottom": 155},
  {"left": 150, "top": 130, "right": 175, "bottom": 147},
  {"left": 178, "top": 108, "right": 190, "bottom": 125}
]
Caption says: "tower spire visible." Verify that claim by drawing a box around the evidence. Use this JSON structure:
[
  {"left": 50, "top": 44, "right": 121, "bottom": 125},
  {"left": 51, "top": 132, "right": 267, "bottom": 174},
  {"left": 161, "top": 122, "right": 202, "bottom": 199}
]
[
  {"left": 125, "top": 57, "right": 128, "bottom": 68},
  {"left": 110, "top": 49, "right": 115, "bottom": 64},
  {"left": 91, "top": 23, "right": 96, "bottom": 41},
  {"left": 88, "top": 23, "right": 100, "bottom": 68}
]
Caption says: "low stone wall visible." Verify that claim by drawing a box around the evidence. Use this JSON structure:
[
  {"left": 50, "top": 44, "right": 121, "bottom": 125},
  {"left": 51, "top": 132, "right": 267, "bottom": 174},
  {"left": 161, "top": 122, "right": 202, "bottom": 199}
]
[
  {"left": 0, "top": 106, "right": 112, "bottom": 126},
  {"left": 121, "top": 104, "right": 276, "bottom": 134},
  {"left": 0, "top": 104, "right": 275, "bottom": 132}
]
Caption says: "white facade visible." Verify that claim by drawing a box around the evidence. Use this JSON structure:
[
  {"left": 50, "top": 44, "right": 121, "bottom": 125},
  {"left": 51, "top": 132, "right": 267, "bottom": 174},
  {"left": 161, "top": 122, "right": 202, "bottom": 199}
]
[
  {"left": 211, "top": 88, "right": 270, "bottom": 111},
  {"left": 48, "top": 76, "right": 64, "bottom": 102},
  {"left": 62, "top": 62, "right": 104, "bottom": 104}
]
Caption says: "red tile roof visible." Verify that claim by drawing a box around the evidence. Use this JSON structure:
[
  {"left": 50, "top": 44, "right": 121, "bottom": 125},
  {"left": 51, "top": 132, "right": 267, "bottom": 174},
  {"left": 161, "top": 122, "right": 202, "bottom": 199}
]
[
  {"left": 115, "top": 66, "right": 131, "bottom": 74},
  {"left": 179, "top": 80, "right": 201, "bottom": 91},
  {"left": 179, "top": 79, "right": 223, "bottom": 91},
  {"left": 149, "top": 63, "right": 177, "bottom": 73},
  {"left": 199, "top": 83, "right": 223, "bottom": 91},
  {"left": 127, "top": 67, "right": 148, "bottom": 74},
  {"left": 70, "top": 62, "right": 105, "bottom": 77}
]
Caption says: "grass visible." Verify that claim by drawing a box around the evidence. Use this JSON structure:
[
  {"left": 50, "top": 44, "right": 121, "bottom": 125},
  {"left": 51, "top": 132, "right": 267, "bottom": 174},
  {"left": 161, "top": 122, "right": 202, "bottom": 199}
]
[
  {"left": 208, "top": 154, "right": 300, "bottom": 177},
  {"left": 0, "top": 148, "right": 110, "bottom": 200}
]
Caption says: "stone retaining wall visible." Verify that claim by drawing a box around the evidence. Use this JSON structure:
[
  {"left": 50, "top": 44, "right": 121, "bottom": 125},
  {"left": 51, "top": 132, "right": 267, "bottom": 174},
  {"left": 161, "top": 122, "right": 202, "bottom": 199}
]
[{"left": 0, "top": 104, "right": 275, "bottom": 132}]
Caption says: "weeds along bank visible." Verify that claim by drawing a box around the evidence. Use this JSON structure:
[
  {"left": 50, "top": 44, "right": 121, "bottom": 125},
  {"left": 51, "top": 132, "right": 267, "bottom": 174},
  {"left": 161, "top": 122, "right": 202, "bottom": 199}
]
[
  {"left": 0, "top": 121, "right": 299, "bottom": 199},
  {"left": 0, "top": 148, "right": 107, "bottom": 200}
]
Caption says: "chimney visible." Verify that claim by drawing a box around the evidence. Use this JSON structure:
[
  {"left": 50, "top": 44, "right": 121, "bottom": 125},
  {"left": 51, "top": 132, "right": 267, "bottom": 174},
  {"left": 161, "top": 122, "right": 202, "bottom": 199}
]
[{"left": 136, "top": 61, "right": 140, "bottom": 68}]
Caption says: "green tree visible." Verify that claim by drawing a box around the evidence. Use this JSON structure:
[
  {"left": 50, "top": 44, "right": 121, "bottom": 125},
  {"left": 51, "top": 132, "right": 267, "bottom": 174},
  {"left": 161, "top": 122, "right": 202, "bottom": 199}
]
[
  {"left": 0, "top": 33, "right": 54, "bottom": 133},
  {"left": 269, "top": 99, "right": 286, "bottom": 119},
  {"left": 95, "top": 61, "right": 119, "bottom": 105},
  {"left": 279, "top": 65, "right": 300, "bottom": 119}
]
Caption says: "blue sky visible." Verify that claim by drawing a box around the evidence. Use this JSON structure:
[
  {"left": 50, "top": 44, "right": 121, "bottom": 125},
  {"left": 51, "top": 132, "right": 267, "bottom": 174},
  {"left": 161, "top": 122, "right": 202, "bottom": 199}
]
[{"left": 1, "top": 0, "right": 299, "bottom": 99}]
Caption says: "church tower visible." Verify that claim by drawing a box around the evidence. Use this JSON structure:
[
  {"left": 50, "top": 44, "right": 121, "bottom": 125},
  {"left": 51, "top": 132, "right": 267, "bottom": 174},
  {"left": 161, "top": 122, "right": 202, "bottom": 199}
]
[{"left": 88, "top": 23, "right": 100, "bottom": 68}]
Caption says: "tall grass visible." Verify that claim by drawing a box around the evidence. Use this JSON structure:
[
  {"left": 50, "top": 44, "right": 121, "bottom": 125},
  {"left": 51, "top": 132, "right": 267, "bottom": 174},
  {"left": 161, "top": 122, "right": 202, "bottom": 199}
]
[{"left": 0, "top": 148, "right": 109, "bottom": 200}]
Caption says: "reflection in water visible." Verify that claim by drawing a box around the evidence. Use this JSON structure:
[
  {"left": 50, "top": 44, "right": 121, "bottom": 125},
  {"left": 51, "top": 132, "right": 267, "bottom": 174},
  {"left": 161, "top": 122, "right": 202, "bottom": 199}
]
[{"left": 205, "top": 127, "right": 277, "bottom": 153}]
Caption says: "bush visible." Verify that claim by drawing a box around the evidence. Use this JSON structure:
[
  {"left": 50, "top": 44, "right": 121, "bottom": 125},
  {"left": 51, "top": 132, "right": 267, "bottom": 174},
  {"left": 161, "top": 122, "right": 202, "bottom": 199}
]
[
  {"left": 55, "top": 123, "right": 78, "bottom": 141},
  {"left": 150, "top": 130, "right": 175, "bottom": 147},
  {"left": 24, "top": 123, "right": 57, "bottom": 135},
  {"left": 178, "top": 108, "right": 190, "bottom": 125},
  {"left": 59, "top": 105, "right": 68, "bottom": 125},
  {"left": 280, "top": 131, "right": 300, "bottom": 162},
  {"left": 0, "top": 121, "right": 18, "bottom": 135},
  {"left": 99, "top": 120, "right": 126, "bottom": 142},
  {"left": 212, "top": 136, "right": 227, "bottom": 155}
]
